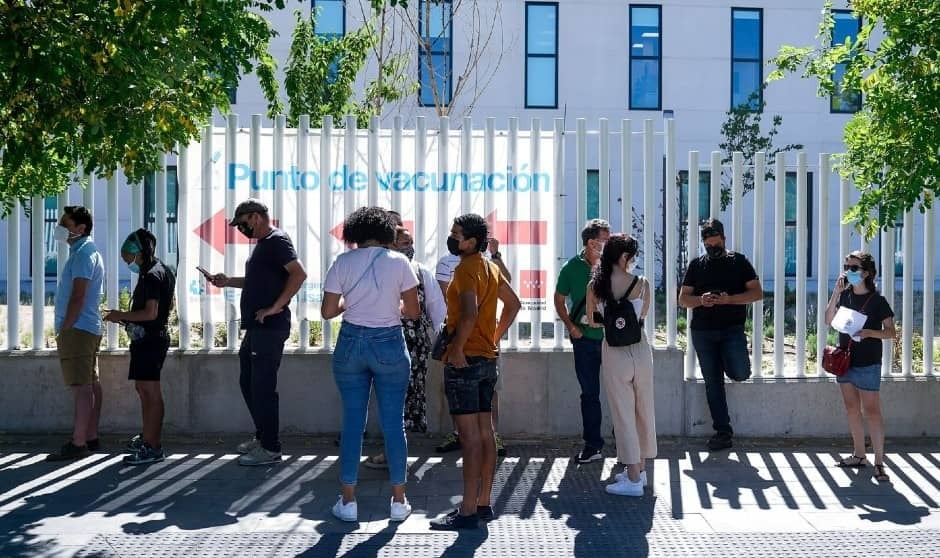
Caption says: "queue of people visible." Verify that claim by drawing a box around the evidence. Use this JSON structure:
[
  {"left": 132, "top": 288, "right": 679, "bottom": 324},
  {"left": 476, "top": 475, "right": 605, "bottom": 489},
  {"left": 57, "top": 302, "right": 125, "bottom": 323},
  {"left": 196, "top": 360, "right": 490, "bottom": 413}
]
[{"left": 44, "top": 201, "right": 897, "bottom": 528}]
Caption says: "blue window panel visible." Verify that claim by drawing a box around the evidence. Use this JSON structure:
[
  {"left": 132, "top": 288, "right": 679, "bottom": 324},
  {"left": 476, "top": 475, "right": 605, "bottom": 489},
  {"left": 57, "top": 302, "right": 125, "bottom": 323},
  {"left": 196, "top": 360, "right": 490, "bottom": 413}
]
[
  {"left": 422, "top": 1, "right": 451, "bottom": 40},
  {"left": 526, "top": 56, "right": 556, "bottom": 107},
  {"left": 732, "top": 9, "right": 761, "bottom": 59},
  {"left": 784, "top": 172, "right": 813, "bottom": 277},
  {"left": 144, "top": 167, "right": 180, "bottom": 255},
  {"left": 679, "top": 170, "right": 711, "bottom": 224},
  {"left": 526, "top": 4, "right": 557, "bottom": 55},
  {"left": 420, "top": 53, "right": 451, "bottom": 106},
  {"left": 631, "top": 58, "right": 660, "bottom": 110},
  {"left": 43, "top": 197, "right": 57, "bottom": 276},
  {"left": 831, "top": 11, "right": 862, "bottom": 113},
  {"left": 731, "top": 61, "right": 761, "bottom": 109},
  {"left": 313, "top": 0, "right": 345, "bottom": 38},
  {"left": 832, "top": 11, "right": 859, "bottom": 45},
  {"left": 586, "top": 170, "right": 599, "bottom": 220},
  {"left": 630, "top": 7, "right": 660, "bottom": 57}
]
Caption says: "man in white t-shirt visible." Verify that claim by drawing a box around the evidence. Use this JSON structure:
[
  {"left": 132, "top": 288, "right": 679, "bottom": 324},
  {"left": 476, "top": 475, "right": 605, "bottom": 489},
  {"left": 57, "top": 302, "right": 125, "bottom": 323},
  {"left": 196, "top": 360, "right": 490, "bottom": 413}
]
[{"left": 434, "top": 238, "right": 511, "bottom": 456}]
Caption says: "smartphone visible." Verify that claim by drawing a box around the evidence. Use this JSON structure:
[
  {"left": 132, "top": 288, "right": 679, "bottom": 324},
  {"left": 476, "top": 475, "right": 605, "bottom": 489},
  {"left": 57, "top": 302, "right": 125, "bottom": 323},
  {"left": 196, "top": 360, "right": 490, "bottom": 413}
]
[{"left": 196, "top": 266, "right": 211, "bottom": 278}]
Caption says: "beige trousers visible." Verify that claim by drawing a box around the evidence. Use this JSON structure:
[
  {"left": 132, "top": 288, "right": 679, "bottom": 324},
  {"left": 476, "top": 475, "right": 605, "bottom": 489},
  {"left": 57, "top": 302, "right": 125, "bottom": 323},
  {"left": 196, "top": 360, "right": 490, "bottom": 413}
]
[{"left": 601, "top": 334, "right": 657, "bottom": 465}]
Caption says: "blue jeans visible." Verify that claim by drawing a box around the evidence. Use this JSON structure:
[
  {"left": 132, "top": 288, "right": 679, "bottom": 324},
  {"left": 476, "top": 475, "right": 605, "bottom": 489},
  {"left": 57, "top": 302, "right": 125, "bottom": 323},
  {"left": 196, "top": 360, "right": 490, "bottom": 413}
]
[
  {"left": 571, "top": 336, "right": 604, "bottom": 450},
  {"left": 333, "top": 323, "right": 411, "bottom": 486},
  {"left": 691, "top": 326, "right": 751, "bottom": 435},
  {"left": 239, "top": 329, "right": 289, "bottom": 453}
]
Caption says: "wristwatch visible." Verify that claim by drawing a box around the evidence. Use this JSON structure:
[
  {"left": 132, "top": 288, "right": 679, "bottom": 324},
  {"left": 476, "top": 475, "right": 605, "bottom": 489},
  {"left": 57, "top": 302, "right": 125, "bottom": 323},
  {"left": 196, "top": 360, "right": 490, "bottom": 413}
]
[{"left": 491, "top": 251, "right": 502, "bottom": 260}]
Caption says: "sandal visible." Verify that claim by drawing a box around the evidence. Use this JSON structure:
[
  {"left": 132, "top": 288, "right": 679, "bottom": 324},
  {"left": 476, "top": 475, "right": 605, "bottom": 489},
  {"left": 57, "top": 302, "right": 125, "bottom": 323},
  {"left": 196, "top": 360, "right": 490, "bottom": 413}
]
[
  {"left": 364, "top": 453, "right": 389, "bottom": 469},
  {"left": 874, "top": 464, "right": 890, "bottom": 482},
  {"left": 836, "top": 455, "right": 868, "bottom": 468}
]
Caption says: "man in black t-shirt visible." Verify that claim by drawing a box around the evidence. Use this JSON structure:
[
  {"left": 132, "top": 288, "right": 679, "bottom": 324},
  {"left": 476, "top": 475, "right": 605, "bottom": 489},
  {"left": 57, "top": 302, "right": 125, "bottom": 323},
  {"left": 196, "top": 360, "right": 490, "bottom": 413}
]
[
  {"left": 207, "top": 199, "right": 307, "bottom": 466},
  {"left": 678, "top": 219, "right": 762, "bottom": 451}
]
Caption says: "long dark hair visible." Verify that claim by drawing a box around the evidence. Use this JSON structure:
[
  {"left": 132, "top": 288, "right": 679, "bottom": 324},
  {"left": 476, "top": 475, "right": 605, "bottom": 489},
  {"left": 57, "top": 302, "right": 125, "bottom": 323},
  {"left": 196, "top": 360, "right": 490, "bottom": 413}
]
[
  {"left": 846, "top": 250, "right": 878, "bottom": 293},
  {"left": 591, "top": 234, "right": 639, "bottom": 302}
]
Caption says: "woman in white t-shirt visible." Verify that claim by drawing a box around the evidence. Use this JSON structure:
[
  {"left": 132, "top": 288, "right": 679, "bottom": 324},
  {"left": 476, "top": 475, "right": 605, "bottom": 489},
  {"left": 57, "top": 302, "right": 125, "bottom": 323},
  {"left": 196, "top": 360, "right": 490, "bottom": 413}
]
[{"left": 322, "top": 207, "right": 420, "bottom": 523}]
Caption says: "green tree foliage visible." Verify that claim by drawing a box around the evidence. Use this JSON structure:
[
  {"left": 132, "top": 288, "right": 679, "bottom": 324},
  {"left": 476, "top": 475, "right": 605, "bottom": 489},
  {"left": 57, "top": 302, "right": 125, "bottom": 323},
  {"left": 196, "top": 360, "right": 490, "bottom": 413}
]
[
  {"left": 770, "top": 0, "right": 940, "bottom": 238},
  {"left": 718, "top": 85, "right": 803, "bottom": 210},
  {"left": 0, "top": 0, "right": 283, "bottom": 213}
]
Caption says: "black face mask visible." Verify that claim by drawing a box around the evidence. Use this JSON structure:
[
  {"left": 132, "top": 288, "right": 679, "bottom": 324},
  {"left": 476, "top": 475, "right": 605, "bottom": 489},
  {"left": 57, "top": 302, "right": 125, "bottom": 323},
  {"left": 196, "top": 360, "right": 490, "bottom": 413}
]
[
  {"left": 399, "top": 246, "right": 415, "bottom": 261},
  {"left": 446, "top": 236, "right": 461, "bottom": 256},
  {"left": 705, "top": 244, "right": 725, "bottom": 258},
  {"left": 237, "top": 223, "right": 254, "bottom": 239}
]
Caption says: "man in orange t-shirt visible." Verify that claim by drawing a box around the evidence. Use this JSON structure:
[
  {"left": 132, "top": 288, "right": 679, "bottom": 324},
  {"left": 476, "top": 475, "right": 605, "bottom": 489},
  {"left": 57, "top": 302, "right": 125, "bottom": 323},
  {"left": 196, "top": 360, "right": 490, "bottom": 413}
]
[{"left": 430, "top": 213, "right": 521, "bottom": 531}]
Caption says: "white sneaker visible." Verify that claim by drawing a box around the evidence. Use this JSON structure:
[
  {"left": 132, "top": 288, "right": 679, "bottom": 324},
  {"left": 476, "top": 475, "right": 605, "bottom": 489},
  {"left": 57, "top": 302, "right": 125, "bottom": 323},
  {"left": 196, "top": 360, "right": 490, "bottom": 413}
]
[
  {"left": 332, "top": 496, "right": 358, "bottom": 522},
  {"left": 236, "top": 438, "right": 260, "bottom": 454},
  {"left": 606, "top": 478, "right": 644, "bottom": 497},
  {"left": 615, "top": 470, "right": 647, "bottom": 486},
  {"left": 237, "top": 445, "right": 282, "bottom": 466},
  {"left": 390, "top": 497, "right": 412, "bottom": 521}
]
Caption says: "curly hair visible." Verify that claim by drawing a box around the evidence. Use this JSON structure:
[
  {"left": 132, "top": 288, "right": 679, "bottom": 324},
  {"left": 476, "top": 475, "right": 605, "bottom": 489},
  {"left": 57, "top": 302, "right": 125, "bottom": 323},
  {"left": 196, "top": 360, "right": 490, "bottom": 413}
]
[
  {"left": 591, "top": 234, "right": 639, "bottom": 302},
  {"left": 581, "top": 218, "right": 611, "bottom": 246},
  {"left": 342, "top": 206, "right": 396, "bottom": 245},
  {"left": 63, "top": 205, "right": 93, "bottom": 236},
  {"left": 846, "top": 250, "right": 879, "bottom": 293},
  {"left": 453, "top": 213, "right": 489, "bottom": 253}
]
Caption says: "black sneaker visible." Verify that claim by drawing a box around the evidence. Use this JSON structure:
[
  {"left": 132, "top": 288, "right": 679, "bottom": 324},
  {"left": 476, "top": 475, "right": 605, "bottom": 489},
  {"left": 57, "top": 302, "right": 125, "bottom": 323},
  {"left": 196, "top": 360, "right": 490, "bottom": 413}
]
[
  {"left": 45, "top": 442, "right": 91, "bottom": 462},
  {"left": 707, "top": 432, "right": 733, "bottom": 451},
  {"left": 126, "top": 434, "right": 144, "bottom": 453},
  {"left": 447, "top": 505, "right": 495, "bottom": 522},
  {"left": 435, "top": 432, "right": 461, "bottom": 453},
  {"left": 124, "top": 443, "right": 165, "bottom": 465},
  {"left": 575, "top": 446, "right": 602, "bottom": 463},
  {"left": 86, "top": 438, "right": 100, "bottom": 452},
  {"left": 430, "top": 511, "right": 480, "bottom": 530}
]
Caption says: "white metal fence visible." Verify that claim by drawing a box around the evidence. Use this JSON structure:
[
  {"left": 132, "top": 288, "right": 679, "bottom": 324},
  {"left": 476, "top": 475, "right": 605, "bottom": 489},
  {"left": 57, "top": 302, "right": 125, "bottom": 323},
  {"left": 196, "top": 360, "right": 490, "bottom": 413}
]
[{"left": 0, "top": 116, "right": 936, "bottom": 380}]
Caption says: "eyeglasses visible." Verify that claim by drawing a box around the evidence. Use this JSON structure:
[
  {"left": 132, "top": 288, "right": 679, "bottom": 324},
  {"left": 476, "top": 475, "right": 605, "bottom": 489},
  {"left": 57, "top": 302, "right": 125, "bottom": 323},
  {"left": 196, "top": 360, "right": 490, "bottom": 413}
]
[{"left": 843, "top": 264, "right": 862, "bottom": 272}]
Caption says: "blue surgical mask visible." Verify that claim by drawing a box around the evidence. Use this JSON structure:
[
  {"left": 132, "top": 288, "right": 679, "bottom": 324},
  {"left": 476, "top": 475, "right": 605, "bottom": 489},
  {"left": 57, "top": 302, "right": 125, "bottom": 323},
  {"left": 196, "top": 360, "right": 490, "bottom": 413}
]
[
  {"left": 128, "top": 261, "right": 140, "bottom": 274},
  {"left": 845, "top": 270, "right": 864, "bottom": 286}
]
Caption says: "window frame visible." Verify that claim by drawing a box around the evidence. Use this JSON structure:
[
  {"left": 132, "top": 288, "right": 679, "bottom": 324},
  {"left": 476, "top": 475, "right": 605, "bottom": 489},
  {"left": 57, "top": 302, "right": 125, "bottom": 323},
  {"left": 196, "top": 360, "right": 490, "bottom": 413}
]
[
  {"left": 730, "top": 7, "right": 763, "bottom": 112},
  {"left": 418, "top": 0, "right": 454, "bottom": 108},
  {"left": 143, "top": 166, "right": 180, "bottom": 256},
  {"left": 312, "top": 0, "right": 346, "bottom": 39},
  {"left": 829, "top": 9, "right": 863, "bottom": 114},
  {"left": 628, "top": 4, "right": 662, "bottom": 111},
  {"left": 525, "top": 1, "right": 559, "bottom": 109}
]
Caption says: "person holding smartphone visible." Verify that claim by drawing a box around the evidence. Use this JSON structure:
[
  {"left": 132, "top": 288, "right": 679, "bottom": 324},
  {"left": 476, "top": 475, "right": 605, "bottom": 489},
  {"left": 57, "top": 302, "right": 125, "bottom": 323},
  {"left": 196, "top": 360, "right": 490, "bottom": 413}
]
[
  {"left": 824, "top": 251, "right": 895, "bottom": 482},
  {"left": 678, "top": 219, "right": 763, "bottom": 451}
]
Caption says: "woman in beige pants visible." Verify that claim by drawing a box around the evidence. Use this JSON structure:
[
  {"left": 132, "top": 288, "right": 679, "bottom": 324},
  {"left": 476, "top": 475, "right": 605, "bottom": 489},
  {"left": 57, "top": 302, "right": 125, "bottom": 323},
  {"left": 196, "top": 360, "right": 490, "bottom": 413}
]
[{"left": 586, "top": 234, "right": 656, "bottom": 497}]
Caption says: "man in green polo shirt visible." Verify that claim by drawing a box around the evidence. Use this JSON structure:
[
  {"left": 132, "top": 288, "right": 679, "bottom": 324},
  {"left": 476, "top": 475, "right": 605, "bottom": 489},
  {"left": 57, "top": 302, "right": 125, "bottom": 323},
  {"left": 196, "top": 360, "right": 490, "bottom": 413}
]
[{"left": 554, "top": 218, "right": 611, "bottom": 463}]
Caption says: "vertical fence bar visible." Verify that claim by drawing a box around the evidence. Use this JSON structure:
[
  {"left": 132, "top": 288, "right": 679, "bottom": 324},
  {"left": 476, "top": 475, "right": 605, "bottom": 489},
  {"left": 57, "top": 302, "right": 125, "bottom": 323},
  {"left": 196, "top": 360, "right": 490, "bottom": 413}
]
[
  {"left": 129, "top": 175, "right": 142, "bottom": 294},
  {"left": 437, "top": 116, "right": 450, "bottom": 286},
  {"left": 155, "top": 153, "right": 169, "bottom": 263},
  {"left": 414, "top": 117, "right": 426, "bottom": 265},
  {"left": 709, "top": 151, "right": 721, "bottom": 219},
  {"left": 507, "top": 117, "right": 519, "bottom": 349},
  {"left": 461, "top": 117, "right": 472, "bottom": 213},
  {"left": 773, "top": 154, "right": 786, "bottom": 377},
  {"left": 902, "top": 209, "right": 913, "bottom": 377},
  {"left": 642, "top": 119, "right": 655, "bottom": 342},
  {"left": 816, "top": 154, "right": 830, "bottom": 376},
  {"left": 880, "top": 202, "right": 895, "bottom": 377},
  {"left": 731, "top": 152, "right": 744, "bottom": 251},
  {"left": 685, "top": 151, "right": 700, "bottom": 380},
  {"left": 83, "top": 170, "right": 94, "bottom": 214},
  {"left": 392, "top": 115, "right": 404, "bottom": 213},
  {"left": 274, "top": 115, "right": 287, "bottom": 227},
  {"left": 200, "top": 125, "right": 215, "bottom": 348},
  {"left": 839, "top": 176, "right": 850, "bottom": 263},
  {"left": 664, "top": 117, "right": 677, "bottom": 347},
  {"left": 7, "top": 200, "right": 20, "bottom": 349},
  {"left": 924, "top": 202, "right": 935, "bottom": 376},
  {"left": 368, "top": 115, "right": 379, "bottom": 207},
  {"left": 752, "top": 152, "right": 765, "bottom": 376},
  {"left": 345, "top": 115, "right": 357, "bottom": 214},
  {"left": 599, "top": 118, "right": 610, "bottom": 220},
  {"left": 576, "top": 119, "right": 586, "bottom": 225},
  {"left": 554, "top": 118, "right": 566, "bottom": 348},
  {"left": 30, "top": 195, "right": 44, "bottom": 349},
  {"left": 57, "top": 188, "right": 70, "bottom": 286},
  {"left": 321, "top": 115, "right": 334, "bottom": 350},
  {"left": 484, "top": 117, "right": 495, "bottom": 219},
  {"left": 106, "top": 177, "right": 119, "bottom": 350},
  {"left": 226, "top": 115, "right": 241, "bottom": 349},
  {"left": 297, "top": 115, "right": 310, "bottom": 351},
  {"left": 795, "top": 153, "right": 807, "bottom": 377},
  {"left": 531, "top": 118, "right": 543, "bottom": 349},
  {"left": 621, "top": 119, "right": 632, "bottom": 233},
  {"left": 177, "top": 144, "right": 191, "bottom": 350}
]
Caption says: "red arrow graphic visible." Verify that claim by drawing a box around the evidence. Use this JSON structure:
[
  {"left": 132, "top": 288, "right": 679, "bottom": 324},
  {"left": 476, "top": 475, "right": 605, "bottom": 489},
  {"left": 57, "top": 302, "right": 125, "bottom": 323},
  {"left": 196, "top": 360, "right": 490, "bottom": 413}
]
[
  {"left": 194, "top": 209, "right": 280, "bottom": 255},
  {"left": 486, "top": 210, "right": 548, "bottom": 245}
]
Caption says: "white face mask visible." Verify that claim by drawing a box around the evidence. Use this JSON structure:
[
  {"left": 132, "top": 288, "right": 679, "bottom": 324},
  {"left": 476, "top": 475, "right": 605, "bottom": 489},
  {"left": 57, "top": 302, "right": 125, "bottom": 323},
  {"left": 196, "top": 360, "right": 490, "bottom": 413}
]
[{"left": 53, "top": 225, "right": 72, "bottom": 243}]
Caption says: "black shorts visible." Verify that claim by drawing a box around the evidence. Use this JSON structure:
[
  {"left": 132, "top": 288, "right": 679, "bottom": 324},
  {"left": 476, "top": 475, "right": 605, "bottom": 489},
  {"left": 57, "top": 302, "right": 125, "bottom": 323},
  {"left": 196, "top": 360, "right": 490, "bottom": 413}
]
[
  {"left": 129, "top": 333, "right": 170, "bottom": 382},
  {"left": 444, "top": 357, "right": 498, "bottom": 415}
]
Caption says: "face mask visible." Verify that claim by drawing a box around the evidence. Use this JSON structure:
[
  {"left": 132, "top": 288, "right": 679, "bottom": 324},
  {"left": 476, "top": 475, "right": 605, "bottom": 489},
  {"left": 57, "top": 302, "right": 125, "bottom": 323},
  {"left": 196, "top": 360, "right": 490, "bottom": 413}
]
[
  {"left": 845, "top": 270, "right": 864, "bottom": 286},
  {"left": 400, "top": 246, "right": 415, "bottom": 261},
  {"left": 705, "top": 245, "right": 725, "bottom": 258},
  {"left": 593, "top": 241, "right": 606, "bottom": 257},
  {"left": 237, "top": 223, "right": 254, "bottom": 239},
  {"left": 128, "top": 261, "right": 140, "bottom": 274},
  {"left": 54, "top": 225, "right": 72, "bottom": 243},
  {"left": 626, "top": 258, "right": 636, "bottom": 272},
  {"left": 446, "top": 236, "right": 461, "bottom": 256}
]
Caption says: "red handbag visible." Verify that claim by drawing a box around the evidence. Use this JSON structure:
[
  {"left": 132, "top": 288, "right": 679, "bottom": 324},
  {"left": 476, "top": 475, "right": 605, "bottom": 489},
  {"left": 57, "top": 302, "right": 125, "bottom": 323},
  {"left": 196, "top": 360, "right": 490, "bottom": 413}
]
[{"left": 822, "top": 344, "right": 851, "bottom": 376}]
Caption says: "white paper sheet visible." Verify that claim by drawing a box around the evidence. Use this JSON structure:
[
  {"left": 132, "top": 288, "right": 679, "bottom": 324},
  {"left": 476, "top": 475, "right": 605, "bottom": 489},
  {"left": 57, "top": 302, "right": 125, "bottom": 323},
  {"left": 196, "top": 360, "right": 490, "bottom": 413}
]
[{"left": 831, "top": 306, "right": 867, "bottom": 341}]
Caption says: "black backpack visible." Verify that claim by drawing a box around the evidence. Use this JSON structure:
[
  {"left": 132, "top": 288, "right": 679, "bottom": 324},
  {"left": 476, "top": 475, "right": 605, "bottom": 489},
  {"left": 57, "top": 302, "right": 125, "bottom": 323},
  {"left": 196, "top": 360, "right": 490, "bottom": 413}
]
[{"left": 603, "top": 276, "right": 642, "bottom": 347}]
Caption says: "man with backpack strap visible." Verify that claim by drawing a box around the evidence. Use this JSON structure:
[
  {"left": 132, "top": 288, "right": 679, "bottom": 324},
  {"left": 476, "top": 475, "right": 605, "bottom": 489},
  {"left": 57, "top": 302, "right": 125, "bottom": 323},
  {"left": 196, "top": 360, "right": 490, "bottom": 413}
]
[{"left": 554, "top": 219, "right": 611, "bottom": 464}]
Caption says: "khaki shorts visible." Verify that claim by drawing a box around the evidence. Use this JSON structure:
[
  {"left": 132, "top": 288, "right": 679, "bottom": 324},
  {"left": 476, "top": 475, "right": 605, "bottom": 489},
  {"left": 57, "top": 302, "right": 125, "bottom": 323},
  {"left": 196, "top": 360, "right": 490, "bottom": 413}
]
[{"left": 57, "top": 328, "right": 102, "bottom": 385}]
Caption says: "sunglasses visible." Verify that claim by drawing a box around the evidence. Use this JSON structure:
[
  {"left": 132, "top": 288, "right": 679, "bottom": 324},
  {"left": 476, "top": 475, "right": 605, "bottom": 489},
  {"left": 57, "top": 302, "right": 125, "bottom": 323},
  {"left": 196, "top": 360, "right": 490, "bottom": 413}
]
[
  {"left": 701, "top": 229, "right": 722, "bottom": 240},
  {"left": 843, "top": 264, "right": 862, "bottom": 272}
]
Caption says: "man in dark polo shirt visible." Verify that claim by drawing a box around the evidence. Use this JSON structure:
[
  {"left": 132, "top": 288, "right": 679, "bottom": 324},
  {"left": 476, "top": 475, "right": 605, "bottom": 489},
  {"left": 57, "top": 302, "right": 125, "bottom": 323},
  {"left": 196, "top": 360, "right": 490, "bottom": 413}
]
[
  {"left": 678, "top": 218, "right": 762, "bottom": 451},
  {"left": 554, "top": 218, "right": 611, "bottom": 463},
  {"left": 207, "top": 199, "right": 307, "bottom": 465}
]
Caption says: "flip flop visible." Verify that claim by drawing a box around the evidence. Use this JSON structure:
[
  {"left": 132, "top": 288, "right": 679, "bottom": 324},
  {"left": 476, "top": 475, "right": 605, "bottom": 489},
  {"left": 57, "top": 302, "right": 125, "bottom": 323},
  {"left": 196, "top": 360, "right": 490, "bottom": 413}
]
[
  {"left": 874, "top": 464, "right": 890, "bottom": 482},
  {"left": 836, "top": 454, "right": 868, "bottom": 468}
]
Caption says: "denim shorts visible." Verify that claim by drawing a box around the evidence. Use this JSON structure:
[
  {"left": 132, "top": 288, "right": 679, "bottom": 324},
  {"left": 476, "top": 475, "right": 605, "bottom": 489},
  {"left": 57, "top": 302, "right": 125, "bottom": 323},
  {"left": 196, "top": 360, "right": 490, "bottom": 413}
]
[
  {"left": 444, "top": 357, "right": 498, "bottom": 415},
  {"left": 836, "top": 363, "right": 882, "bottom": 392}
]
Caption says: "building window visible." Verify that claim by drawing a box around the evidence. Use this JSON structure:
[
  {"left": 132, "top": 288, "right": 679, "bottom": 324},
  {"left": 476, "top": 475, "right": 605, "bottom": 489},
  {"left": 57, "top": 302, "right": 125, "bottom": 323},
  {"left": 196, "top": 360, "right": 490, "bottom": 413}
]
[
  {"left": 586, "top": 170, "right": 599, "bottom": 220},
  {"left": 731, "top": 8, "right": 762, "bottom": 110},
  {"left": 677, "top": 170, "right": 711, "bottom": 270},
  {"left": 525, "top": 2, "right": 558, "bottom": 109},
  {"left": 418, "top": 0, "right": 452, "bottom": 107},
  {"left": 830, "top": 10, "right": 862, "bottom": 113},
  {"left": 892, "top": 221, "right": 903, "bottom": 277},
  {"left": 144, "top": 167, "right": 180, "bottom": 255},
  {"left": 784, "top": 171, "right": 813, "bottom": 277},
  {"left": 32, "top": 197, "right": 59, "bottom": 277},
  {"left": 312, "top": 0, "right": 345, "bottom": 38},
  {"left": 227, "top": 85, "right": 237, "bottom": 105},
  {"left": 629, "top": 5, "right": 661, "bottom": 110}
]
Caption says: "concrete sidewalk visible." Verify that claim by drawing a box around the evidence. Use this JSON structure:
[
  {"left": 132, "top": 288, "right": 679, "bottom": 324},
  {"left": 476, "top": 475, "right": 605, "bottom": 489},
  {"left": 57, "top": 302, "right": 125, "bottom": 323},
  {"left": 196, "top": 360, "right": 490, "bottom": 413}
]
[{"left": 2, "top": 435, "right": 940, "bottom": 557}]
